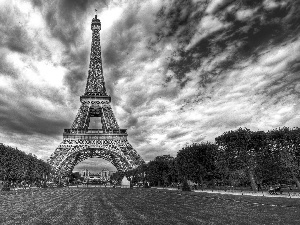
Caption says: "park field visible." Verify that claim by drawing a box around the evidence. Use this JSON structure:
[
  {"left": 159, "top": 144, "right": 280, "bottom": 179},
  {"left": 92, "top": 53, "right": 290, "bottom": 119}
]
[{"left": 1, "top": 187, "right": 300, "bottom": 225}]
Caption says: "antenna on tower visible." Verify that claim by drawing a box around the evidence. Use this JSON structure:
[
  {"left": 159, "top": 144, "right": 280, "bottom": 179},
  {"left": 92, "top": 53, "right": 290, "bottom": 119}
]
[{"left": 95, "top": 9, "right": 97, "bottom": 19}]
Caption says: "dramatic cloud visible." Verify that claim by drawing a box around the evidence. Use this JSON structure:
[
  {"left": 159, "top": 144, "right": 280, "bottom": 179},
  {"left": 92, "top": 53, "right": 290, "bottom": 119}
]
[{"left": 0, "top": 0, "right": 299, "bottom": 172}]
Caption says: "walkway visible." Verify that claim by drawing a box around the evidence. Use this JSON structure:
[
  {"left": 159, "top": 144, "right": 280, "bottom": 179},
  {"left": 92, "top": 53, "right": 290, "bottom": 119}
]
[{"left": 155, "top": 187, "right": 300, "bottom": 198}]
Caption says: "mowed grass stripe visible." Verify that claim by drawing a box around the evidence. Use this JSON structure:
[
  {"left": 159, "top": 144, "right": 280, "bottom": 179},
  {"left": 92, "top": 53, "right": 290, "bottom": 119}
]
[
  {"left": 26, "top": 189, "right": 85, "bottom": 225},
  {"left": 111, "top": 189, "right": 161, "bottom": 224},
  {"left": 102, "top": 189, "right": 168, "bottom": 224},
  {"left": 115, "top": 189, "right": 236, "bottom": 224},
  {"left": 148, "top": 191, "right": 224, "bottom": 224},
  {"left": 1, "top": 188, "right": 85, "bottom": 224},
  {"left": 89, "top": 193, "right": 114, "bottom": 224},
  {"left": 134, "top": 189, "right": 216, "bottom": 223},
  {"left": 79, "top": 189, "right": 105, "bottom": 225},
  {"left": 108, "top": 189, "right": 213, "bottom": 224},
  {"left": 103, "top": 189, "right": 160, "bottom": 225},
  {"left": 101, "top": 188, "right": 129, "bottom": 224},
  {"left": 1, "top": 190, "right": 57, "bottom": 223},
  {"left": 142, "top": 189, "right": 298, "bottom": 224},
  {"left": 49, "top": 191, "right": 87, "bottom": 224}
]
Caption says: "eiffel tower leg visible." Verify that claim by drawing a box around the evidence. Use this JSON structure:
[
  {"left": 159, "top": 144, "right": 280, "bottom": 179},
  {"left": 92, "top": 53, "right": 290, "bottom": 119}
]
[
  {"left": 48, "top": 145, "right": 73, "bottom": 177},
  {"left": 71, "top": 105, "right": 90, "bottom": 129},
  {"left": 113, "top": 140, "right": 144, "bottom": 169},
  {"left": 101, "top": 104, "right": 119, "bottom": 130}
]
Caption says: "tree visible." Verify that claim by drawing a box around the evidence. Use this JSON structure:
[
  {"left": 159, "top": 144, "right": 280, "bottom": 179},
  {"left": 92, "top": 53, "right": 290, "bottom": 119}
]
[
  {"left": 267, "top": 127, "right": 300, "bottom": 189},
  {"left": 0, "top": 144, "right": 52, "bottom": 184},
  {"left": 110, "top": 171, "right": 124, "bottom": 185},
  {"left": 166, "top": 159, "right": 179, "bottom": 185},
  {"left": 215, "top": 128, "right": 267, "bottom": 192},
  {"left": 255, "top": 139, "right": 288, "bottom": 185},
  {"left": 69, "top": 172, "right": 81, "bottom": 183},
  {"left": 176, "top": 142, "right": 217, "bottom": 186},
  {"left": 133, "top": 163, "right": 148, "bottom": 185},
  {"left": 146, "top": 155, "right": 175, "bottom": 186}
]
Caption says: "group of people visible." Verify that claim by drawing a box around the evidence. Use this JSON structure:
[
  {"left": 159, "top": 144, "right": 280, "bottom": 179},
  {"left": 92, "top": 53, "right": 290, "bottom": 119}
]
[
  {"left": 256, "top": 182, "right": 288, "bottom": 195},
  {"left": 268, "top": 184, "right": 283, "bottom": 195}
]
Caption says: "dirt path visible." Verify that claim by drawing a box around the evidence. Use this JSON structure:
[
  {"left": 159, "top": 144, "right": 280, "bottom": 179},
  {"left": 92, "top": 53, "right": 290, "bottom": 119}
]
[{"left": 155, "top": 187, "right": 300, "bottom": 198}]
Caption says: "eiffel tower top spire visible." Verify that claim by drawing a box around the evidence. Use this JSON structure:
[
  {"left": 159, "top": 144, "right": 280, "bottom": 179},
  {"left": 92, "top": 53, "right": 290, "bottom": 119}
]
[{"left": 84, "top": 14, "right": 107, "bottom": 97}]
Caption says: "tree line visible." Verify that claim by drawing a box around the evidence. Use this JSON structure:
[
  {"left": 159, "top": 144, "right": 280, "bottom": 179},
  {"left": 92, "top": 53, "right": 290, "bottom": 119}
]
[
  {"left": 0, "top": 144, "right": 52, "bottom": 183},
  {"left": 112, "top": 127, "right": 300, "bottom": 191}
]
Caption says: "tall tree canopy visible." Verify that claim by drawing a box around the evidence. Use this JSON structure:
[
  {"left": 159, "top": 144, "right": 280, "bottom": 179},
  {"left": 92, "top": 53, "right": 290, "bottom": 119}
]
[
  {"left": 176, "top": 142, "right": 217, "bottom": 186},
  {"left": 0, "top": 144, "right": 51, "bottom": 182},
  {"left": 145, "top": 155, "right": 176, "bottom": 186},
  {"left": 215, "top": 128, "right": 267, "bottom": 191},
  {"left": 267, "top": 127, "right": 300, "bottom": 188}
]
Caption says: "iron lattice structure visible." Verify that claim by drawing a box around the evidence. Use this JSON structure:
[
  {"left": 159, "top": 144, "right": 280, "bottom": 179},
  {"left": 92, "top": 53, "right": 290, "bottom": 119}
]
[{"left": 48, "top": 15, "right": 144, "bottom": 177}]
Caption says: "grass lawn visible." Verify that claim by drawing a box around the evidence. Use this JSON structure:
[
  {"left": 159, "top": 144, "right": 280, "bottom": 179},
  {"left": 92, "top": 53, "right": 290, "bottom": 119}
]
[{"left": 0, "top": 187, "right": 300, "bottom": 225}]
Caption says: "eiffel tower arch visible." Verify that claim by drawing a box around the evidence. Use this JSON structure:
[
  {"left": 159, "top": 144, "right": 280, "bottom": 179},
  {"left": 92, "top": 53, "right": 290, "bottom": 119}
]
[{"left": 48, "top": 15, "right": 144, "bottom": 177}]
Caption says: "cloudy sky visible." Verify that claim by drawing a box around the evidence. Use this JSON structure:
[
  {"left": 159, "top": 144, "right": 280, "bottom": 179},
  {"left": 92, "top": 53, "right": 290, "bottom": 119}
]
[{"left": 0, "top": 0, "right": 299, "bottom": 173}]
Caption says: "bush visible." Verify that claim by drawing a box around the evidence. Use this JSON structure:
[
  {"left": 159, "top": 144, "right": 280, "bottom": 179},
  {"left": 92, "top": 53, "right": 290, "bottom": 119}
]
[
  {"left": 1, "top": 182, "right": 10, "bottom": 191},
  {"left": 182, "top": 180, "right": 191, "bottom": 191}
]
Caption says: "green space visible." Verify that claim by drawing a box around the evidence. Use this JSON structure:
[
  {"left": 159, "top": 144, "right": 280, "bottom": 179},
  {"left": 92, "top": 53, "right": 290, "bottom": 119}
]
[{"left": 1, "top": 187, "right": 300, "bottom": 225}]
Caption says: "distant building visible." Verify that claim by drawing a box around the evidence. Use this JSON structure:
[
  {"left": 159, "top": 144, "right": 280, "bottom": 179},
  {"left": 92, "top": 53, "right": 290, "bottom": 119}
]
[
  {"left": 101, "top": 169, "right": 109, "bottom": 180},
  {"left": 81, "top": 169, "right": 90, "bottom": 178},
  {"left": 81, "top": 168, "right": 117, "bottom": 181}
]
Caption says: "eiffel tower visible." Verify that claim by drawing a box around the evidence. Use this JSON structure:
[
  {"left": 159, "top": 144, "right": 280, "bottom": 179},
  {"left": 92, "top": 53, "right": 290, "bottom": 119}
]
[{"left": 48, "top": 15, "right": 144, "bottom": 177}]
